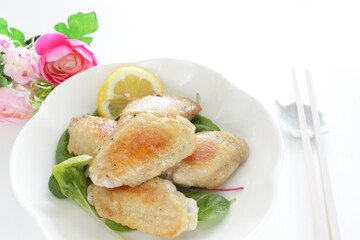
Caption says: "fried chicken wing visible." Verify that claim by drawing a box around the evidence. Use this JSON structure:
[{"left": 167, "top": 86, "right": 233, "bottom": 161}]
[
  {"left": 120, "top": 94, "right": 201, "bottom": 120},
  {"left": 87, "top": 177, "right": 198, "bottom": 239},
  {"left": 67, "top": 115, "right": 117, "bottom": 156},
  {"left": 89, "top": 113, "right": 198, "bottom": 188},
  {"left": 67, "top": 95, "right": 200, "bottom": 156},
  {"left": 165, "top": 131, "right": 249, "bottom": 189}
]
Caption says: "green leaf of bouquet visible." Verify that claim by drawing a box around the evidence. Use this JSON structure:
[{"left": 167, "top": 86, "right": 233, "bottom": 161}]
[
  {"left": 54, "top": 12, "right": 98, "bottom": 45},
  {"left": 9, "top": 27, "right": 25, "bottom": 45},
  {"left": 0, "top": 61, "right": 12, "bottom": 86},
  {"left": 0, "top": 75, "right": 8, "bottom": 87},
  {"left": 0, "top": 18, "right": 25, "bottom": 46},
  {"left": 31, "top": 101, "right": 42, "bottom": 110},
  {"left": 24, "top": 35, "right": 41, "bottom": 45}
]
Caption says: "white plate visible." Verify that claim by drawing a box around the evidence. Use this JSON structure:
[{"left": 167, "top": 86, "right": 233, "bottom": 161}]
[{"left": 11, "top": 59, "right": 283, "bottom": 240}]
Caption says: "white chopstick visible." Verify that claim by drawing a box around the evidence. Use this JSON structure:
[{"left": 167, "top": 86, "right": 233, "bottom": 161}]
[
  {"left": 306, "top": 70, "right": 341, "bottom": 240},
  {"left": 292, "top": 69, "right": 330, "bottom": 239}
]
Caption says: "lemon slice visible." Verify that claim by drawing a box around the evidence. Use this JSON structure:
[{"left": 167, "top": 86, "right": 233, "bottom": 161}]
[{"left": 97, "top": 66, "right": 164, "bottom": 119}]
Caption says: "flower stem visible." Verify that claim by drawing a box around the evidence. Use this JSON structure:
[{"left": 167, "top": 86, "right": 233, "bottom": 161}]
[{"left": 29, "top": 79, "right": 56, "bottom": 110}]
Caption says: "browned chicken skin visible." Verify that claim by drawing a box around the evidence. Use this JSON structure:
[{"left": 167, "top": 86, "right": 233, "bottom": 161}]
[
  {"left": 120, "top": 94, "right": 201, "bottom": 120},
  {"left": 89, "top": 113, "right": 198, "bottom": 188},
  {"left": 165, "top": 131, "right": 249, "bottom": 189},
  {"left": 67, "top": 115, "right": 117, "bottom": 156},
  {"left": 87, "top": 177, "right": 198, "bottom": 239},
  {"left": 67, "top": 95, "right": 200, "bottom": 157}
]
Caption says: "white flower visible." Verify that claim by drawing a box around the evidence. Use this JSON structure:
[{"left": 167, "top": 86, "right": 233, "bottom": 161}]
[
  {"left": 3, "top": 46, "right": 41, "bottom": 85},
  {"left": 0, "top": 34, "right": 16, "bottom": 65}
]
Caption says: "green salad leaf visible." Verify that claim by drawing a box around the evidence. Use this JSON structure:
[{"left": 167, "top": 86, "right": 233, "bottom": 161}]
[
  {"left": 197, "top": 194, "right": 230, "bottom": 221},
  {"left": 48, "top": 174, "right": 66, "bottom": 199},
  {"left": 177, "top": 187, "right": 231, "bottom": 221},
  {"left": 92, "top": 108, "right": 100, "bottom": 117},
  {"left": 0, "top": 18, "right": 25, "bottom": 46},
  {"left": 104, "top": 219, "right": 134, "bottom": 232},
  {"left": 52, "top": 155, "right": 92, "bottom": 209},
  {"left": 55, "top": 129, "right": 76, "bottom": 164},
  {"left": 54, "top": 12, "right": 98, "bottom": 45},
  {"left": 51, "top": 155, "right": 130, "bottom": 235},
  {"left": 177, "top": 186, "right": 209, "bottom": 200},
  {"left": 191, "top": 114, "right": 221, "bottom": 133}
]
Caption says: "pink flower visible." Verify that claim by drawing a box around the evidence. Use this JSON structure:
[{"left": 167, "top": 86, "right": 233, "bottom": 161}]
[
  {"left": 35, "top": 33, "right": 98, "bottom": 85},
  {"left": 3, "top": 46, "right": 41, "bottom": 85},
  {"left": 0, "top": 34, "right": 15, "bottom": 56},
  {"left": 0, "top": 87, "right": 34, "bottom": 124}
]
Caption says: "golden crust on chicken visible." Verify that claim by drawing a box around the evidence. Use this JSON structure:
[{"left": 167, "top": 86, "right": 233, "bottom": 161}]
[
  {"left": 67, "top": 115, "right": 117, "bottom": 156},
  {"left": 89, "top": 113, "right": 198, "bottom": 188},
  {"left": 120, "top": 94, "right": 201, "bottom": 120},
  {"left": 166, "top": 131, "right": 249, "bottom": 189},
  {"left": 87, "top": 177, "right": 198, "bottom": 239}
]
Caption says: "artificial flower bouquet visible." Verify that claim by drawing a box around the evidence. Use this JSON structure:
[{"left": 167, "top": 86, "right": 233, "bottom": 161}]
[{"left": 0, "top": 12, "right": 98, "bottom": 124}]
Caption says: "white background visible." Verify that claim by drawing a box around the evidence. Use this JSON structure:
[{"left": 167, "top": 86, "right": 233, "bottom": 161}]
[{"left": 1, "top": 0, "right": 359, "bottom": 239}]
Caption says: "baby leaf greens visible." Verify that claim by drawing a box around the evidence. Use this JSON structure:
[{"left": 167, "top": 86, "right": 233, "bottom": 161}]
[
  {"left": 92, "top": 108, "right": 100, "bottom": 117},
  {"left": 192, "top": 93, "right": 220, "bottom": 133},
  {"left": 48, "top": 174, "right": 66, "bottom": 199},
  {"left": 51, "top": 155, "right": 132, "bottom": 236},
  {"left": 55, "top": 129, "right": 76, "bottom": 164},
  {"left": 177, "top": 187, "right": 231, "bottom": 221},
  {"left": 50, "top": 129, "right": 76, "bottom": 200},
  {"left": 52, "top": 155, "right": 92, "bottom": 210},
  {"left": 197, "top": 194, "right": 230, "bottom": 221},
  {"left": 191, "top": 114, "right": 221, "bottom": 133},
  {"left": 104, "top": 219, "right": 134, "bottom": 232}
]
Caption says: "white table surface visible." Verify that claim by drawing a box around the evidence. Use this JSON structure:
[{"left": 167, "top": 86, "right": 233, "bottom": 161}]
[{"left": 1, "top": 0, "right": 359, "bottom": 239}]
